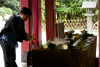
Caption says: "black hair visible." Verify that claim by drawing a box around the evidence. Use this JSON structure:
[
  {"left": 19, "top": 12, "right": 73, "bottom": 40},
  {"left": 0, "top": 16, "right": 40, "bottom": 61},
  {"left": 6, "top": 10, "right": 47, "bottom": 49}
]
[{"left": 20, "top": 7, "right": 32, "bottom": 16}]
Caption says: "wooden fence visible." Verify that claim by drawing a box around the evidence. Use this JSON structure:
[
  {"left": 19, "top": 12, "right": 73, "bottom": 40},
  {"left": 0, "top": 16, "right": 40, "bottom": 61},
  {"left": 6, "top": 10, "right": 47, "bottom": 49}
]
[
  {"left": 56, "top": 18, "right": 87, "bottom": 30},
  {"left": 42, "top": 18, "right": 98, "bottom": 32}
]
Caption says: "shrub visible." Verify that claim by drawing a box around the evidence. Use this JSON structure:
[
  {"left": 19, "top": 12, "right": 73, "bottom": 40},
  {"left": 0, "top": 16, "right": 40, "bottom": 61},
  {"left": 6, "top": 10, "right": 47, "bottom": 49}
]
[
  {"left": 2, "top": 7, "right": 12, "bottom": 14},
  {"left": 12, "top": 10, "right": 18, "bottom": 15},
  {"left": 0, "top": 8, "right": 5, "bottom": 20}
]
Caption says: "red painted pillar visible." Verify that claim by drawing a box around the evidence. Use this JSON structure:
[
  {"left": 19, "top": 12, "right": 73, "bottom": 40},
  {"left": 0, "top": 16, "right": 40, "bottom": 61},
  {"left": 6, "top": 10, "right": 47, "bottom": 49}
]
[
  {"left": 99, "top": 0, "right": 100, "bottom": 67},
  {"left": 38, "top": 0, "right": 42, "bottom": 45},
  {"left": 29, "top": 0, "right": 42, "bottom": 49},
  {"left": 20, "top": 0, "right": 30, "bottom": 62},
  {"left": 20, "top": 0, "right": 42, "bottom": 62},
  {"left": 45, "top": 0, "right": 56, "bottom": 41}
]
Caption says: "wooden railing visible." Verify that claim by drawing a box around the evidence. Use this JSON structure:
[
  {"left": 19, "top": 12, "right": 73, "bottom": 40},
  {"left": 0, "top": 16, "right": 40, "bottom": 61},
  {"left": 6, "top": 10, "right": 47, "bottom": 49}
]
[
  {"left": 42, "top": 18, "right": 98, "bottom": 32},
  {"left": 56, "top": 18, "right": 87, "bottom": 30}
]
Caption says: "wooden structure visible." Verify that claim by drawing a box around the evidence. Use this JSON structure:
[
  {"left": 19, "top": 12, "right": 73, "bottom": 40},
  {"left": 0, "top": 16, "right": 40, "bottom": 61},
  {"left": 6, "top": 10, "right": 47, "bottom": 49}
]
[
  {"left": 20, "top": 0, "right": 56, "bottom": 62},
  {"left": 20, "top": 0, "right": 100, "bottom": 67},
  {"left": 98, "top": 0, "right": 100, "bottom": 67},
  {"left": 54, "top": 22, "right": 64, "bottom": 39},
  {"left": 27, "top": 36, "right": 97, "bottom": 67}
]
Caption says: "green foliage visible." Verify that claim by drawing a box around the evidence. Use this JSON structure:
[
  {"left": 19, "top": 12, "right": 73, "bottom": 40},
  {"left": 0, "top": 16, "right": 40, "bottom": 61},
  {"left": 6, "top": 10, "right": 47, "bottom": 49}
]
[
  {"left": 0, "top": 8, "right": 5, "bottom": 20},
  {"left": 17, "top": 0, "right": 20, "bottom": 1},
  {"left": 42, "top": 0, "right": 98, "bottom": 22},
  {"left": 0, "top": 0, "right": 7, "bottom": 7},
  {"left": 0, "top": 0, "right": 20, "bottom": 14},
  {"left": 0, "top": 0, "right": 20, "bottom": 20},
  {"left": 56, "top": 0, "right": 85, "bottom": 19},
  {"left": 95, "top": 9, "right": 98, "bottom": 15},
  {"left": 41, "top": 0, "right": 45, "bottom": 22},
  {"left": 2, "top": 7, "right": 12, "bottom": 14},
  {"left": 12, "top": 10, "right": 18, "bottom": 15},
  {"left": 55, "top": 0, "right": 98, "bottom": 20},
  {"left": 5, "top": 0, "right": 20, "bottom": 12}
]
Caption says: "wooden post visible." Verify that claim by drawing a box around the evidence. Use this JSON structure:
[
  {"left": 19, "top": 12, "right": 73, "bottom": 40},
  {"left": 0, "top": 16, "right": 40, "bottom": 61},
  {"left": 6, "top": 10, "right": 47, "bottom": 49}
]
[
  {"left": 29, "top": 0, "right": 42, "bottom": 49},
  {"left": 98, "top": 0, "right": 100, "bottom": 67},
  {"left": 20, "top": 0, "right": 42, "bottom": 62},
  {"left": 20, "top": 0, "right": 30, "bottom": 62},
  {"left": 45, "top": 0, "right": 56, "bottom": 41}
]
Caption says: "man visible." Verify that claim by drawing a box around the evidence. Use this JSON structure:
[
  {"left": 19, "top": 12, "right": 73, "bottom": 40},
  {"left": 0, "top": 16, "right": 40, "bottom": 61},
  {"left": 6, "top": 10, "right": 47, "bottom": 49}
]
[{"left": 0, "top": 7, "right": 34, "bottom": 67}]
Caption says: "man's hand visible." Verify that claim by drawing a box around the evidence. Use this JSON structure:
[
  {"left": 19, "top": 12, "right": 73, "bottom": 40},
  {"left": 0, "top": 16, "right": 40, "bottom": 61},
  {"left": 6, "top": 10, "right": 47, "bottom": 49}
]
[
  {"left": 30, "top": 40, "right": 34, "bottom": 45},
  {"left": 26, "top": 33, "right": 37, "bottom": 40},
  {"left": 27, "top": 39, "right": 34, "bottom": 45},
  {"left": 26, "top": 33, "right": 32, "bottom": 38}
]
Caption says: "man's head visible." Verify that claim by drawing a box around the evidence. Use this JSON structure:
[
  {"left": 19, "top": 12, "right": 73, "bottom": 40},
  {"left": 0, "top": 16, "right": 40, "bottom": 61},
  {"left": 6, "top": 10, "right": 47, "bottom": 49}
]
[{"left": 20, "top": 7, "right": 32, "bottom": 21}]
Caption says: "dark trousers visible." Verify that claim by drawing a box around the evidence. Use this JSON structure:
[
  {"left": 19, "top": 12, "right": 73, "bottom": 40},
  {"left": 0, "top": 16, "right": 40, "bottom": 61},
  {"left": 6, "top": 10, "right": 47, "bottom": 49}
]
[{"left": 0, "top": 39, "right": 18, "bottom": 67}]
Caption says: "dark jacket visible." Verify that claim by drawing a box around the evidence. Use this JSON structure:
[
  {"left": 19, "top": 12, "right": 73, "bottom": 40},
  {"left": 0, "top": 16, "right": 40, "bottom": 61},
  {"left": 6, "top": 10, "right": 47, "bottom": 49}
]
[{"left": 0, "top": 15, "right": 28, "bottom": 42}]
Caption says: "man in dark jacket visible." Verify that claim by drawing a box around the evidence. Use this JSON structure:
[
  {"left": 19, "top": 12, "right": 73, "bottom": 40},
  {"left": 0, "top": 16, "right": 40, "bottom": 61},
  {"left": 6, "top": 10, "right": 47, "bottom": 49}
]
[{"left": 0, "top": 7, "right": 34, "bottom": 67}]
